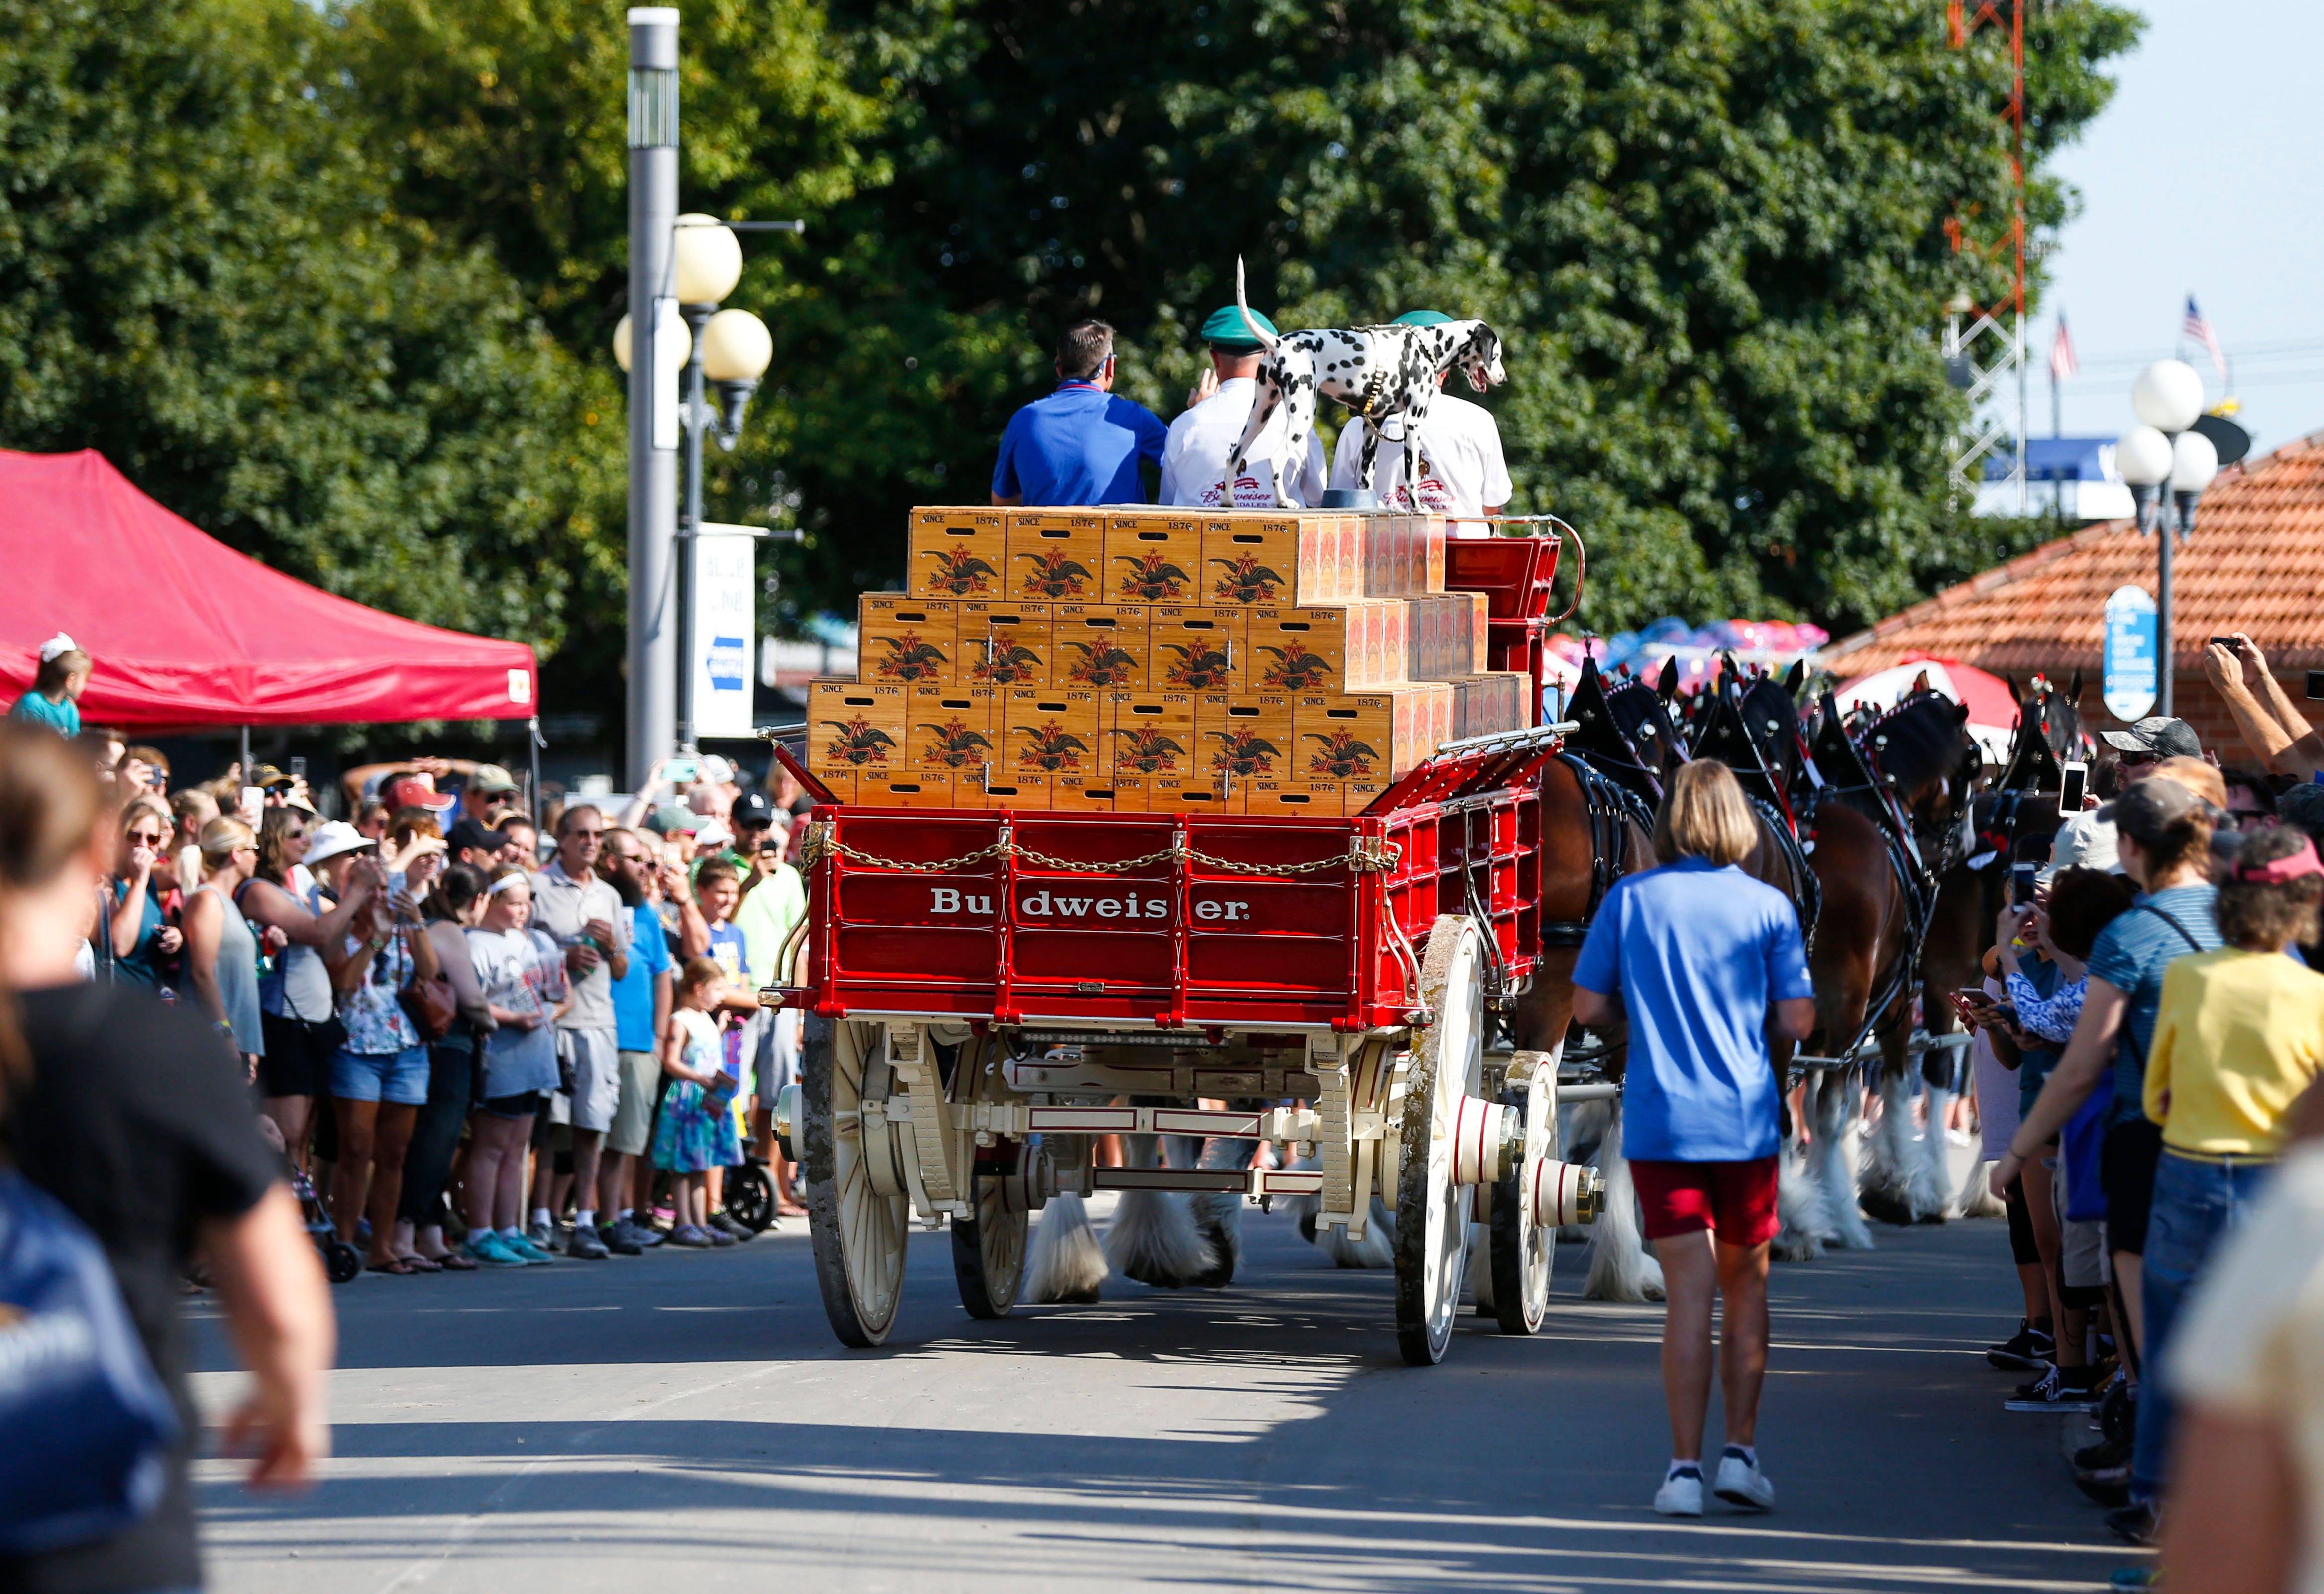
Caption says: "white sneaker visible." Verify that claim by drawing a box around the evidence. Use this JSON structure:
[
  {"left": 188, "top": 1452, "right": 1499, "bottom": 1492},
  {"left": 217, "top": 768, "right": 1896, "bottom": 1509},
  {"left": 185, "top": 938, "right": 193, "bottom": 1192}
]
[
  {"left": 1653, "top": 1470, "right": 1704, "bottom": 1516},
  {"left": 1714, "top": 1451, "right": 1775, "bottom": 1511}
]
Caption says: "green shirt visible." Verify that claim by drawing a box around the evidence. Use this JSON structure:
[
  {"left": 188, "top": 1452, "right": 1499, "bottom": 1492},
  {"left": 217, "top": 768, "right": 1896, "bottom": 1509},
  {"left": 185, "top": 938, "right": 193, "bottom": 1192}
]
[
  {"left": 7, "top": 691, "right": 80, "bottom": 737},
  {"left": 734, "top": 863, "right": 807, "bottom": 989}
]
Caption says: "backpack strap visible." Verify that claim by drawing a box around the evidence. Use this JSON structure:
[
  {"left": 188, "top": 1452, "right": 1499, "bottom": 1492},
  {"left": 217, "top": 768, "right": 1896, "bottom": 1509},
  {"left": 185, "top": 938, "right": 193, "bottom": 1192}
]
[{"left": 2137, "top": 902, "right": 2205, "bottom": 954}]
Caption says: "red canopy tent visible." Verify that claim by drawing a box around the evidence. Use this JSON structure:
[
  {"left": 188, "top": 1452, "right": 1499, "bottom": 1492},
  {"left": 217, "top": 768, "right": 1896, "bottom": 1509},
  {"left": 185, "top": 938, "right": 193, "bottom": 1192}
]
[{"left": 0, "top": 449, "right": 537, "bottom": 729}]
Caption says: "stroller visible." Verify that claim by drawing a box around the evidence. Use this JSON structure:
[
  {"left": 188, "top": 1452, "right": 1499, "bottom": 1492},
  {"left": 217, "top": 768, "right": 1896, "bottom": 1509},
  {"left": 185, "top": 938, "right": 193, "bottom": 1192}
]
[{"left": 291, "top": 1167, "right": 363, "bottom": 1284}]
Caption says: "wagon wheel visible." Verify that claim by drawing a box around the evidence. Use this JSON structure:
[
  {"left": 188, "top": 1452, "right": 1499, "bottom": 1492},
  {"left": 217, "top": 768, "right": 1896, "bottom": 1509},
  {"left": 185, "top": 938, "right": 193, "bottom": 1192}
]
[
  {"left": 951, "top": 1175, "right": 1028, "bottom": 1319},
  {"left": 1396, "top": 915, "right": 1485, "bottom": 1366},
  {"left": 802, "top": 1015, "right": 910, "bottom": 1347},
  {"left": 1487, "top": 1053, "right": 1556, "bottom": 1334}
]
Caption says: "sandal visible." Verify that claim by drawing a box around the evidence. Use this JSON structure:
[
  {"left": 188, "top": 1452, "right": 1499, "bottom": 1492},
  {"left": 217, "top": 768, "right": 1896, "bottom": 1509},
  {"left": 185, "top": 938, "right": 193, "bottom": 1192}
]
[
  {"left": 368, "top": 1256, "right": 422, "bottom": 1275},
  {"left": 398, "top": 1253, "right": 443, "bottom": 1273},
  {"left": 433, "top": 1251, "right": 478, "bottom": 1271}
]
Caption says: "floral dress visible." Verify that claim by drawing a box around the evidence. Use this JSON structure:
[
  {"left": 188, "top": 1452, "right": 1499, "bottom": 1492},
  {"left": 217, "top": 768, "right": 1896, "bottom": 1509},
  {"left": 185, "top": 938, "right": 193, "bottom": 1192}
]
[{"left": 651, "top": 1008, "right": 741, "bottom": 1174}]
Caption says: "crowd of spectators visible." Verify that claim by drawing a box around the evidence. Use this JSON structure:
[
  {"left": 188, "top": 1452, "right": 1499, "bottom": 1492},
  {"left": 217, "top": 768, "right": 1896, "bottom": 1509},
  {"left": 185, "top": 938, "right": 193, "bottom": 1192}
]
[{"left": 1951, "top": 631, "right": 2324, "bottom": 1592}]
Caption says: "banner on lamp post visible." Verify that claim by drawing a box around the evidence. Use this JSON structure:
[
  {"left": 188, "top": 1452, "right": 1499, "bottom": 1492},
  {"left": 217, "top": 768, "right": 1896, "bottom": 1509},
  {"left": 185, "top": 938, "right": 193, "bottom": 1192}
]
[
  {"left": 690, "top": 527, "right": 756, "bottom": 739},
  {"left": 2102, "top": 583, "right": 2158, "bottom": 724}
]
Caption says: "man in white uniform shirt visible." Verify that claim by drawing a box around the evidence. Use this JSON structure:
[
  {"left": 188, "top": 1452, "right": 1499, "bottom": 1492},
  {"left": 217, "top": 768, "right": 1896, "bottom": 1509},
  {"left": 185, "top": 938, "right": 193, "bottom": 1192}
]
[
  {"left": 1328, "top": 308, "right": 1513, "bottom": 535},
  {"left": 1158, "top": 304, "right": 1328, "bottom": 508}
]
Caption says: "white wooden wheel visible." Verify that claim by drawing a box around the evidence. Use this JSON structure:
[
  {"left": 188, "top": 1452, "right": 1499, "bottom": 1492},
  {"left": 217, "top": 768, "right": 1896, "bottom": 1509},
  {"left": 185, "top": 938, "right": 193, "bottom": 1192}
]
[
  {"left": 951, "top": 1174, "right": 1028, "bottom": 1319},
  {"left": 802, "top": 1015, "right": 910, "bottom": 1347},
  {"left": 1487, "top": 1050, "right": 1557, "bottom": 1334},
  {"left": 1396, "top": 915, "right": 1485, "bottom": 1365}
]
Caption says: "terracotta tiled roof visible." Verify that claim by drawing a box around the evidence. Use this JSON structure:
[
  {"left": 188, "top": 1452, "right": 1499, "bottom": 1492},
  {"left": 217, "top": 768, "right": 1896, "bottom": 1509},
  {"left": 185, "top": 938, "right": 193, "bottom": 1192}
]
[{"left": 1820, "top": 428, "right": 2324, "bottom": 678}]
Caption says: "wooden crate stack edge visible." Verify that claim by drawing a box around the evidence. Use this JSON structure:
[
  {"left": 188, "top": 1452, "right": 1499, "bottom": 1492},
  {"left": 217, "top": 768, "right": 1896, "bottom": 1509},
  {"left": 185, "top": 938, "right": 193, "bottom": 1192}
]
[{"left": 812, "top": 506, "right": 1532, "bottom": 811}]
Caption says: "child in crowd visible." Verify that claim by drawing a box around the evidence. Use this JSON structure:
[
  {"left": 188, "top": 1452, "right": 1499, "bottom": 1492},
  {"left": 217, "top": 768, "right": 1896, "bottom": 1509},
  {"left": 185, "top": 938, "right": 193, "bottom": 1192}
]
[
  {"left": 653, "top": 957, "right": 742, "bottom": 1248},
  {"left": 461, "top": 866, "right": 570, "bottom": 1267},
  {"left": 687, "top": 857, "right": 760, "bottom": 1241}
]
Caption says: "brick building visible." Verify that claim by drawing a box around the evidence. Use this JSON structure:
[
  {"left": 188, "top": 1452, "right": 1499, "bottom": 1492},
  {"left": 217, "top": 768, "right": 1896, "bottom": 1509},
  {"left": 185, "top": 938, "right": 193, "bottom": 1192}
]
[{"left": 1818, "top": 428, "right": 2324, "bottom": 763}]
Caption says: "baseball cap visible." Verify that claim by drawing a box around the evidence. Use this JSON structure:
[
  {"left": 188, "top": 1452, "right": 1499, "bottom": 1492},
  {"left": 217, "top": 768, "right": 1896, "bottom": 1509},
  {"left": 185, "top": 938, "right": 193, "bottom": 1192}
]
[
  {"left": 732, "top": 790, "right": 775, "bottom": 829},
  {"left": 468, "top": 763, "right": 520, "bottom": 795},
  {"left": 2096, "top": 775, "right": 2218, "bottom": 844},
  {"left": 1392, "top": 309, "right": 1455, "bottom": 327},
  {"left": 643, "top": 804, "right": 699, "bottom": 836},
  {"left": 2100, "top": 716, "right": 2201, "bottom": 760},
  {"left": 446, "top": 816, "right": 504, "bottom": 857},
  {"left": 385, "top": 774, "right": 458, "bottom": 815},
  {"left": 249, "top": 763, "right": 295, "bottom": 791},
  {"left": 699, "top": 754, "right": 736, "bottom": 786},
  {"left": 302, "top": 820, "right": 377, "bottom": 866},
  {"left": 2041, "top": 811, "right": 2121, "bottom": 880},
  {"left": 693, "top": 820, "right": 735, "bottom": 852},
  {"left": 2279, "top": 781, "right": 2324, "bottom": 842},
  {"left": 1199, "top": 304, "right": 1279, "bottom": 353}
]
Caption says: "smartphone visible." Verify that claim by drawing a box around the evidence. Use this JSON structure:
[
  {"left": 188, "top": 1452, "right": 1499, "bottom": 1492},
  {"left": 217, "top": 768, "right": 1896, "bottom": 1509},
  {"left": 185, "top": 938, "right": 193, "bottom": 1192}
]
[
  {"left": 238, "top": 785, "right": 263, "bottom": 823},
  {"left": 2059, "top": 760, "right": 2087, "bottom": 813},
  {"left": 2209, "top": 636, "right": 2240, "bottom": 648},
  {"left": 2308, "top": 670, "right": 2324, "bottom": 702},
  {"left": 666, "top": 757, "right": 701, "bottom": 784},
  {"left": 2010, "top": 862, "right": 2039, "bottom": 905}
]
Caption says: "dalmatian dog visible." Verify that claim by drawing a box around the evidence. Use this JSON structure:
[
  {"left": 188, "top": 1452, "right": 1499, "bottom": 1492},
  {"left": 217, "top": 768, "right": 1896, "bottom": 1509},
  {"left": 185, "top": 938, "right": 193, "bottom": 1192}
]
[{"left": 1220, "top": 256, "right": 1507, "bottom": 509}]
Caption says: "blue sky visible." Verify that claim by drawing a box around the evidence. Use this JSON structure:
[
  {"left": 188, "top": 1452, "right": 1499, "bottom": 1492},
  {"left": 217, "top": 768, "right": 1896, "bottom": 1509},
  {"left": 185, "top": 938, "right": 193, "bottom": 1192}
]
[{"left": 2039, "top": 0, "right": 2324, "bottom": 450}]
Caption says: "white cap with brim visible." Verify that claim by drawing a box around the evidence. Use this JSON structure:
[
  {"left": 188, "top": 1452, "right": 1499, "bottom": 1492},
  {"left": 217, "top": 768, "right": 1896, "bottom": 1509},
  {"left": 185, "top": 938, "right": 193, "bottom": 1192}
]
[
  {"left": 302, "top": 820, "right": 378, "bottom": 867},
  {"left": 2040, "top": 811, "right": 2121, "bottom": 882}
]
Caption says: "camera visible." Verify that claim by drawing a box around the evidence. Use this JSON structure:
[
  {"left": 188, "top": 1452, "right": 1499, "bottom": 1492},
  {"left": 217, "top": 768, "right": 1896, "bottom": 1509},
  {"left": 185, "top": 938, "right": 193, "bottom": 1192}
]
[{"left": 2307, "top": 670, "right": 2324, "bottom": 702}]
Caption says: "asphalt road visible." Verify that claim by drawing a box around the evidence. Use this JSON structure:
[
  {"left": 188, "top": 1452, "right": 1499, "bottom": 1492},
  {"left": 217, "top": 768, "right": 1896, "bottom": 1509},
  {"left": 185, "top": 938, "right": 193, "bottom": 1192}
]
[{"left": 190, "top": 1196, "right": 2137, "bottom": 1593}]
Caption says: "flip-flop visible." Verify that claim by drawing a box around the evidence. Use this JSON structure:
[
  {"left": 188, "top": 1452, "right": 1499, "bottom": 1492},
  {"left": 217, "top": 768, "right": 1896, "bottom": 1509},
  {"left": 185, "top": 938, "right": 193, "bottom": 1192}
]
[
  {"left": 398, "top": 1254, "right": 443, "bottom": 1273},
  {"left": 430, "top": 1252, "right": 478, "bottom": 1272},
  {"left": 368, "top": 1256, "right": 422, "bottom": 1276}
]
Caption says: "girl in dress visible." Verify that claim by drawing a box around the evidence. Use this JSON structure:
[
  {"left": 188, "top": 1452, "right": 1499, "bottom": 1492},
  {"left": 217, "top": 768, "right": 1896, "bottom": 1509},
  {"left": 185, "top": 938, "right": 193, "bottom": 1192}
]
[{"left": 652, "top": 957, "right": 740, "bottom": 1248}]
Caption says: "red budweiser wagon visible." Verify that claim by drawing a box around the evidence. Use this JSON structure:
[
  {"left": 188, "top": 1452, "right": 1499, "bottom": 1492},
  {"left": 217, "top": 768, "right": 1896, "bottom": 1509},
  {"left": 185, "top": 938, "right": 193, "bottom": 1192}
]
[{"left": 764, "top": 531, "right": 1602, "bottom": 1364}]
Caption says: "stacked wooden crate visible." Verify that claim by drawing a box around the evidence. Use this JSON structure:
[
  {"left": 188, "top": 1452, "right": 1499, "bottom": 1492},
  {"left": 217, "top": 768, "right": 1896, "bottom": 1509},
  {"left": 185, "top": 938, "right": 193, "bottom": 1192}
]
[{"left": 807, "top": 506, "right": 1534, "bottom": 813}]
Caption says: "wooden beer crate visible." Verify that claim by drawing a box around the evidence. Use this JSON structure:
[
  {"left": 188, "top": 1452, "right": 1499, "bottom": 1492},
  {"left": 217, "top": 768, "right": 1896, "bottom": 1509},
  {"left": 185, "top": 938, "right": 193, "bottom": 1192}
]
[
  {"left": 1149, "top": 605, "right": 1247, "bottom": 691},
  {"left": 808, "top": 679, "right": 906, "bottom": 784},
  {"left": 860, "top": 771, "right": 952, "bottom": 808},
  {"left": 1239, "top": 778, "right": 1338, "bottom": 818},
  {"left": 908, "top": 507, "right": 1008, "bottom": 598},
  {"left": 1104, "top": 509, "right": 1204, "bottom": 604},
  {"left": 1102, "top": 689, "right": 1199, "bottom": 787},
  {"left": 905, "top": 685, "right": 1000, "bottom": 779},
  {"left": 1199, "top": 511, "right": 1343, "bottom": 607},
  {"left": 956, "top": 769, "right": 1047, "bottom": 810},
  {"left": 1054, "top": 603, "right": 1149, "bottom": 689},
  {"left": 961, "top": 599, "right": 1053, "bottom": 687},
  {"left": 1419, "top": 514, "right": 1447, "bottom": 593},
  {"left": 1006, "top": 509, "right": 1107, "bottom": 601},
  {"left": 1195, "top": 692, "right": 1297, "bottom": 788},
  {"left": 1250, "top": 603, "right": 1402, "bottom": 693},
  {"left": 1000, "top": 687, "right": 1103, "bottom": 786},
  {"left": 1130, "top": 771, "right": 1228, "bottom": 814},
  {"left": 858, "top": 596, "right": 959, "bottom": 685},
  {"left": 1045, "top": 773, "right": 1121, "bottom": 811}
]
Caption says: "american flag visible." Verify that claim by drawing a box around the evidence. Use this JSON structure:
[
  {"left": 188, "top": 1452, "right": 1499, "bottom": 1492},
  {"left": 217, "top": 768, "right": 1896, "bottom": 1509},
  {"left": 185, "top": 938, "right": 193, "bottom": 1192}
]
[
  {"left": 2183, "top": 294, "right": 2226, "bottom": 380},
  {"left": 2048, "top": 315, "right": 2077, "bottom": 381}
]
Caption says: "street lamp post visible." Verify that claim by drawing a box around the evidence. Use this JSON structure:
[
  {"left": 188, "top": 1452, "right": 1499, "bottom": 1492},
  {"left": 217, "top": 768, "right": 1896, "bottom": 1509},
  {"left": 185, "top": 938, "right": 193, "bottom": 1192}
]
[
  {"left": 615, "top": 215, "right": 775, "bottom": 754},
  {"left": 2114, "top": 360, "right": 2219, "bottom": 718},
  {"left": 623, "top": 7, "right": 681, "bottom": 792}
]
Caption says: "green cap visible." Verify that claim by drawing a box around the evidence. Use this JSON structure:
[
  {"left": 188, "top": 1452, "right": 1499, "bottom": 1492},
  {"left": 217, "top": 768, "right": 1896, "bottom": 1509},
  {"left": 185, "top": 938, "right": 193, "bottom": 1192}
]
[
  {"left": 1392, "top": 310, "right": 1454, "bottom": 327},
  {"left": 1200, "top": 304, "right": 1278, "bottom": 351}
]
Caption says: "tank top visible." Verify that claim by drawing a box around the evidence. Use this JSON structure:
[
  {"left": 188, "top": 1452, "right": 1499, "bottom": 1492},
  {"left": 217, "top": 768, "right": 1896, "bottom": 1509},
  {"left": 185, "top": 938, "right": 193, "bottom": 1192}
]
[
  {"left": 195, "top": 882, "right": 265, "bottom": 1055},
  {"left": 248, "top": 877, "right": 333, "bottom": 1022}
]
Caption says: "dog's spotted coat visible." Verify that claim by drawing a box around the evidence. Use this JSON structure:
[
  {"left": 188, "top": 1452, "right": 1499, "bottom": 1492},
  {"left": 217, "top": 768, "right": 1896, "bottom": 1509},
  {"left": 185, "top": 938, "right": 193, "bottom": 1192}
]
[{"left": 1221, "top": 258, "right": 1508, "bottom": 509}]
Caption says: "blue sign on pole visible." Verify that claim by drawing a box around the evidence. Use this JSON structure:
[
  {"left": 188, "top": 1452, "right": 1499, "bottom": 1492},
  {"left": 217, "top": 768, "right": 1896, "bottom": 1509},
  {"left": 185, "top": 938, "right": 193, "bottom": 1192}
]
[{"left": 2103, "top": 584, "right": 2158, "bottom": 723}]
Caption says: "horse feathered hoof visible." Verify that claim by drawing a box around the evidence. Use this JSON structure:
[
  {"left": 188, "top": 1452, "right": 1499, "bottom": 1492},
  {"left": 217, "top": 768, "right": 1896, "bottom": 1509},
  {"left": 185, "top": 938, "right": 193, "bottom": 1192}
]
[
  {"left": 1188, "top": 1190, "right": 1243, "bottom": 1289},
  {"left": 1022, "top": 1191, "right": 1109, "bottom": 1304},
  {"left": 1297, "top": 1211, "right": 1317, "bottom": 1244},
  {"left": 1858, "top": 1187, "right": 1916, "bottom": 1227}
]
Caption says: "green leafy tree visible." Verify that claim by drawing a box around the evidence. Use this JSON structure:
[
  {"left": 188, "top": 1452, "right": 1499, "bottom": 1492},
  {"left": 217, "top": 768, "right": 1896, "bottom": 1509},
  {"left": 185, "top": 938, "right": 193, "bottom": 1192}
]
[{"left": 0, "top": 0, "right": 620, "bottom": 671}]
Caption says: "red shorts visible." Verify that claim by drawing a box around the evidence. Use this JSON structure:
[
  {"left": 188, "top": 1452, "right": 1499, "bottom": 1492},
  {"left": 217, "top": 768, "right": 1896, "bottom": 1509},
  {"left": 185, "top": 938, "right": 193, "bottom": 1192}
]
[{"left": 1630, "top": 1156, "right": 1780, "bottom": 1246}]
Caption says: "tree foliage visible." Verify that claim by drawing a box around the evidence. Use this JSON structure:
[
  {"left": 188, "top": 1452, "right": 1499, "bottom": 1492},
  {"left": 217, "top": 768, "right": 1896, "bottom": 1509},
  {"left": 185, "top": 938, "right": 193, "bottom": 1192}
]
[{"left": 0, "top": 0, "right": 2138, "bottom": 713}]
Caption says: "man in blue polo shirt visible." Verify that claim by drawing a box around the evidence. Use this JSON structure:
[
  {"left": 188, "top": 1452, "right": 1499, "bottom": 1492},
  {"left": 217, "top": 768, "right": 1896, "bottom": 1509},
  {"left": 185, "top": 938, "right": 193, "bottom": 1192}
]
[{"left": 992, "top": 319, "right": 1168, "bottom": 506}]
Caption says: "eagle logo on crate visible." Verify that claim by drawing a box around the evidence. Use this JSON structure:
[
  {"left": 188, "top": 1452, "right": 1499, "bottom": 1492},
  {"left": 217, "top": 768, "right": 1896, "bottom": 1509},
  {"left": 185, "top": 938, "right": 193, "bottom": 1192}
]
[
  {"left": 971, "top": 644, "right": 1045, "bottom": 685},
  {"left": 920, "top": 546, "right": 999, "bottom": 597},
  {"left": 1108, "top": 726, "right": 1186, "bottom": 775},
  {"left": 1303, "top": 729, "right": 1382, "bottom": 779},
  {"left": 820, "top": 716, "right": 899, "bottom": 767},
  {"left": 916, "top": 717, "right": 995, "bottom": 770},
  {"left": 870, "top": 631, "right": 949, "bottom": 682},
  {"left": 1113, "top": 551, "right": 1194, "bottom": 603},
  {"left": 1159, "top": 641, "right": 1233, "bottom": 690},
  {"left": 1061, "top": 640, "right": 1140, "bottom": 688},
  {"left": 1013, "top": 720, "right": 1090, "bottom": 772},
  {"left": 1259, "top": 640, "right": 1334, "bottom": 691},
  {"left": 1015, "top": 549, "right": 1096, "bottom": 599},
  {"left": 1207, "top": 552, "right": 1288, "bottom": 605},
  {"left": 1205, "top": 727, "right": 1282, "bottom": 778}
]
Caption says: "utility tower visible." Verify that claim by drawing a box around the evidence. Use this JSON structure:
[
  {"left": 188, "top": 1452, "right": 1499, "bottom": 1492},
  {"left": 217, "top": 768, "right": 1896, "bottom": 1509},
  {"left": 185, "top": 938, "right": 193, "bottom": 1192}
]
[{"left": 1942, "top": 0, "right": 2027, "bottom": 513}]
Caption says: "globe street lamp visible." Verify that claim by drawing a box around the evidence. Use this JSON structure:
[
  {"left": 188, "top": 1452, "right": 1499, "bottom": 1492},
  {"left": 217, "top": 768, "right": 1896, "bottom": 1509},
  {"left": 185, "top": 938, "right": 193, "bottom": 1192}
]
[
  {"left": 2113, "top": 359, "right": 2217, "bottom": 717},
  {"left": 616, "top": 213, "right": 778, "bottom": 751}
]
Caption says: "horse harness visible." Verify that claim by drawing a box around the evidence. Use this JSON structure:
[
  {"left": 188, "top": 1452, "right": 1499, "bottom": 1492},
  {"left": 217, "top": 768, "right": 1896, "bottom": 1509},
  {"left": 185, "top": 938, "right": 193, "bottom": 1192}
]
[{"left": 1542, "top": 751, "right": 1658, "bottom": 948}]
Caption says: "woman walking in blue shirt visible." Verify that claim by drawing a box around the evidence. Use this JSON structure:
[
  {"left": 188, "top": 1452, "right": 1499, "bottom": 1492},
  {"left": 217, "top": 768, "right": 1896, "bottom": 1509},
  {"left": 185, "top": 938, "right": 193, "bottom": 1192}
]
[{"left": 1574, "top": 759, "right": 1816, "bottom": 1518}]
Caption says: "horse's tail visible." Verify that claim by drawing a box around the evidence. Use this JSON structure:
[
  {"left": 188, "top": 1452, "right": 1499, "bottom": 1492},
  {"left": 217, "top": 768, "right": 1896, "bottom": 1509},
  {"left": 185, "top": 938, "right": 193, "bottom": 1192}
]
[{"left": 1234, "top": 256, "right": 1282, "bottom": 354}]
